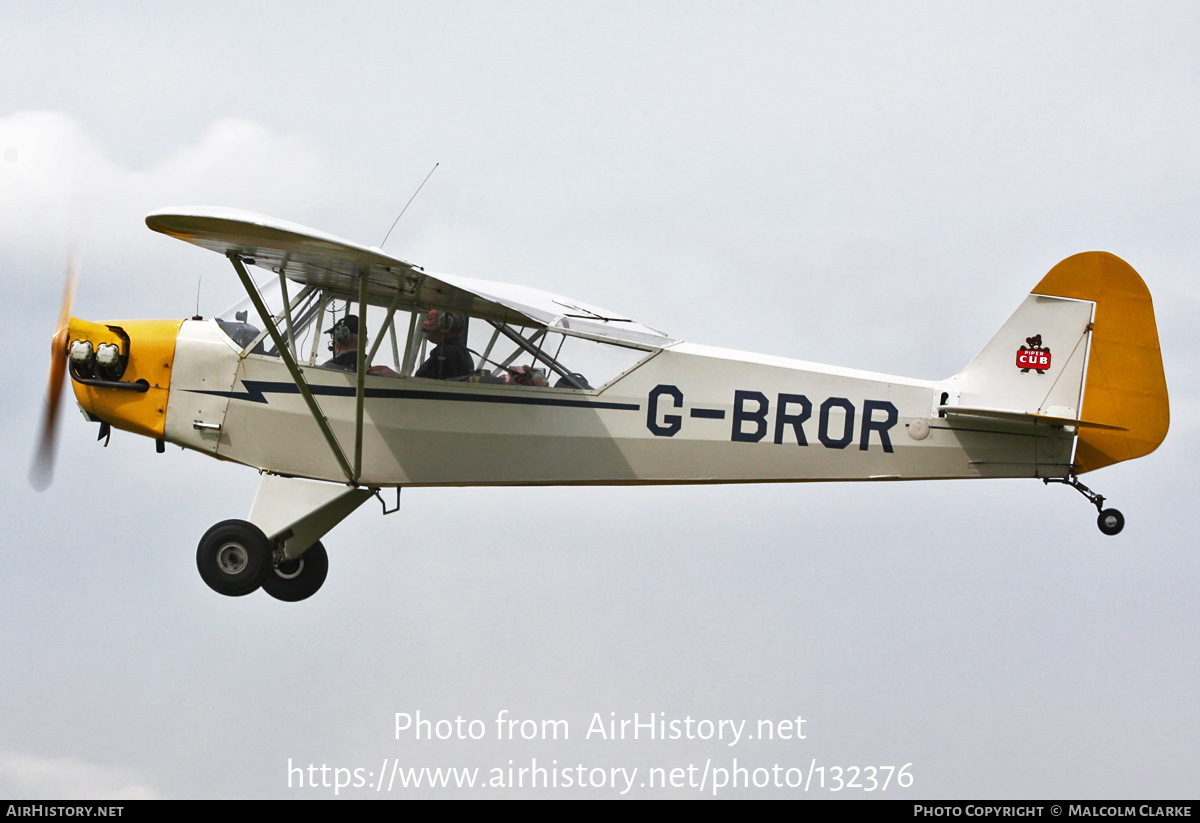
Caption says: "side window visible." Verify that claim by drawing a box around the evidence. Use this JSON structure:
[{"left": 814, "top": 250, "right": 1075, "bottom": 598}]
[
  {"left": 213, "top": 284, "right": 652, "bottom": 388},
  {"left": 462, "top": 322, "right": 650, "bottom": 390},
  {"left": 214, "top": 279, "right": 414, "bottom": 375}
]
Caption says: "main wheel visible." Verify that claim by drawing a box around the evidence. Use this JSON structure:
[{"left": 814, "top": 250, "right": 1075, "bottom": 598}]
[
  {"left": 261, "top": 540, "right": 328, "bottom": 602},
  {"left": 196, "top": 520, "right": 271, "bottom": 596},
  {"left": 1097, "top": 508, "right": 1125, "bottom": 536}
]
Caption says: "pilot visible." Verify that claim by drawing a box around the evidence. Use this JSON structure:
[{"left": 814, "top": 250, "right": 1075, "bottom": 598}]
[
  {"left": 323, "top": 315, "right": 360, "bottom": 371},
  {"left": 415, "top": 309, "right": 473, "bottom": 380},
  {"left": 322, "top": 315, "right": 399, "bottom": 376}
]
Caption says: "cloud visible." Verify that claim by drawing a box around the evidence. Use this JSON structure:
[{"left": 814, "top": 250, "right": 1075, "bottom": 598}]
[
  {"left": 0, "top": 750, "right": 161, "bottom": 800},
  {"left": 0, "top": 110, "right": 331, "bottom": 319},
  {"left": 147, "top": 117, "right": 325, "bottom": 211}
]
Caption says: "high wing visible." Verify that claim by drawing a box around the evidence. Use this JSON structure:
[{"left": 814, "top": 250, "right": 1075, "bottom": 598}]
[{"left": 145, "top": 207, "right": 674, "bottom": 348}]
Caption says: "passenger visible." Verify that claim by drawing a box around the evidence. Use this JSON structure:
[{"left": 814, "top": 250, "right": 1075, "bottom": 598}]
[
  {"left": 415, "top": 310, "right": 473, "bottom": 380},
  {"left": 509, "top": 365, "right": 549, "bottom": 386}
]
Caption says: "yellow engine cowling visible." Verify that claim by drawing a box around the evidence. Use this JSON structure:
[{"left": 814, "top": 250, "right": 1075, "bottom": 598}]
[{"left": 69, "top": 318, "right": 185, "bottom": 440}]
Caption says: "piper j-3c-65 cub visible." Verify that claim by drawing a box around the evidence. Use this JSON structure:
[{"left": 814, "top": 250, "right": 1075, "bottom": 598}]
[{"left": 32, "top": 208, "right": 1169, "bottom": 601}]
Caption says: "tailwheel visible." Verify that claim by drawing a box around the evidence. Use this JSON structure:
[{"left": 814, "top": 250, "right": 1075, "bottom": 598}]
[
  {"left": 262, "top": 540, "right": 328, "bottom": 602},
  {"left": 1043, "top": 473, "right": 1126, "bottom": 536},
  {"left": 1097, "top": 509, "right": 1125, "bottom": 536},
  {"left": 196, "top": 520, "right": 271, "bottom": 596}
]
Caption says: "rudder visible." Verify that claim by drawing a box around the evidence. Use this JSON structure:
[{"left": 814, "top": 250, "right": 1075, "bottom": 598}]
[{"left": 1032, "top": 252, "right": 1169, "bottom": 473}]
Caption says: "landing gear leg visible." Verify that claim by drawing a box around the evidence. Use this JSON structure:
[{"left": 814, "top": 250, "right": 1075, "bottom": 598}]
[
  {"left": 239, "top": 473, "right": 374, "bottom": 602},
  {"left": 1043, "top": 473, "right": 1124, "bottom": 536}
]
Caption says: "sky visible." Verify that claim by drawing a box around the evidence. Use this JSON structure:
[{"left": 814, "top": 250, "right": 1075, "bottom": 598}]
[{"left": 1, "top": 1, "right": 1197, "bottom": 799}]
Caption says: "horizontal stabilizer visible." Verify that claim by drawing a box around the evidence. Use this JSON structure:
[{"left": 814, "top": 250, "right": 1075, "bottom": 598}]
[{"left": 939, "top": 405, "right": 1128, "bottom": 431}]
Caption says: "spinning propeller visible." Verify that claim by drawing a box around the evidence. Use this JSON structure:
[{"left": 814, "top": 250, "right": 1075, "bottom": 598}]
[{"left": 30, "top": 249, "right": 79, "bottom": 491}]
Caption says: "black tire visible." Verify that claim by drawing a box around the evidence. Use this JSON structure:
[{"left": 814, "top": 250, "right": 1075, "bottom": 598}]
[
  {"left": 1097, "top": 508, "right": 1125, "bottom": 536},
  {"left": 261, "top": 540, "right": 328, "bottom": 602},
  {"left": 196, "top": 520, "right": 271, "bottom": 597}
]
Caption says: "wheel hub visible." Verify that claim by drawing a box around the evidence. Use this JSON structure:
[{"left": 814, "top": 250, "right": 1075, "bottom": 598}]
[
  {"left": 216, "top": 542, "right": 249, "bottom": 575},
  {"left": 274, "top": 558, "right": 305, "bottom": 580}
]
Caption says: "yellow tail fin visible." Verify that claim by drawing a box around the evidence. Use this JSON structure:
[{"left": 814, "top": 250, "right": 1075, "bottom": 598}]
[{"left": 1032, "top": 252, "right": 1168, "bottom": 473}]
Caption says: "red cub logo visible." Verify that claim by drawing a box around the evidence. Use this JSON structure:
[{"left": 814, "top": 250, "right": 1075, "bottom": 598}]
[{"left": 1016, "top": 334, "right": 1051, "bottom": 374}]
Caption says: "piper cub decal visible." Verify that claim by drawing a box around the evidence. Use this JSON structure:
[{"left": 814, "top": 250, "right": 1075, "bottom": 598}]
[
  {"left": 32, "top": 208, "right": 1169, "bottom": 601},
  {"left": 1017, "top": 335, "right": 1052, "bottom": 373}
]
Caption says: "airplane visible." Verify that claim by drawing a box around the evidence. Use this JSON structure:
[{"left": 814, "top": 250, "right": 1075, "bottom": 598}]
[{"left": 32, "top": 208, "right": 1170, "bottom": 601}]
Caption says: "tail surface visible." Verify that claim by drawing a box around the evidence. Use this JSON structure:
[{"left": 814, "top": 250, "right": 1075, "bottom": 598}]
[
  {"left": 1033, "top": 252, "right": 1168, "bottom": 472},
  {"left": 946, "top": 252, "right": 1168, "bottom": 473}
]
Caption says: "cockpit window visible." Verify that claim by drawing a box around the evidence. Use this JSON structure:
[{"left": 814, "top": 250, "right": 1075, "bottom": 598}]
[{"left": 215, "top": 281, "right": 654, "bottom": 389}]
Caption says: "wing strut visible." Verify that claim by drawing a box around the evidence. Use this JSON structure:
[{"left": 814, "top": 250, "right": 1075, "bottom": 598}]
[
  {"left": 227, "top": 253, "right": 356, "bottom": 484},
  {"left": 350, "top": 274, "right": 407, "bottom": 481},
  {"left": 354, "top": 272, "right": 368, "bottom": 481}
]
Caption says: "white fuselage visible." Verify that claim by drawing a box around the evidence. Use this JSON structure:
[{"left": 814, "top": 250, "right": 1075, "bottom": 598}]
[{"left": 163, "top": 320, "right": 1074, "bottom": 488}]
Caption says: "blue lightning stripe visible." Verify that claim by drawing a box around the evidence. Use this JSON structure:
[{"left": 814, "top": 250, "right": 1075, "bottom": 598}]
[
  {"left": 189, "top": 381, "right": 297, "bottom": 404},
  {"left": 186, "top": 381, "right": 640, "bottom": 411}
]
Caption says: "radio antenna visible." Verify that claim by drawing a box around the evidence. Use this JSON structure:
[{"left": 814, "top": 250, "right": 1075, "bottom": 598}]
[{"left": 380, "top": 162, "right": 439, "bottom": 250}]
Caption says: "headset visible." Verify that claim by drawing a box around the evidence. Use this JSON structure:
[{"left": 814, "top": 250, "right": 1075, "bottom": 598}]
[
  {"left": 327, "top": 315, "right": 358, "bottom": 351},
  {"left": 426, "top": 311, "right": 465, "bottom": 337}
]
